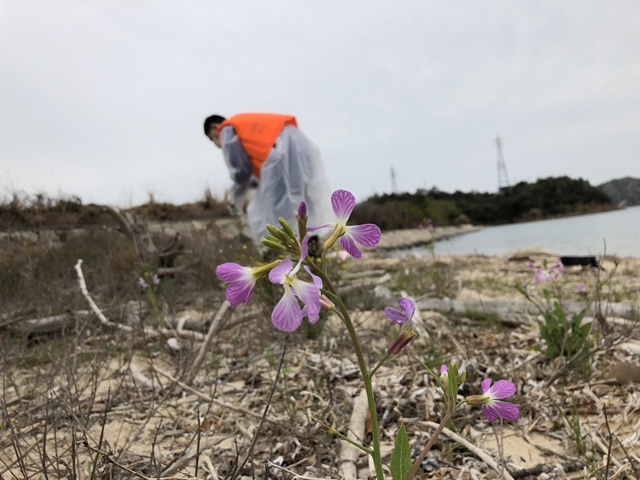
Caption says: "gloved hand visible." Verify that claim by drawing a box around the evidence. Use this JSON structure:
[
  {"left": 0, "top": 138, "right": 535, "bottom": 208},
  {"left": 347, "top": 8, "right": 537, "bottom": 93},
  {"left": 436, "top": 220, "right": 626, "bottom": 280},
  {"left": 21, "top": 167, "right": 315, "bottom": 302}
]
[{"left": 227, "top": 203, "right": 241, "bottom": 217}]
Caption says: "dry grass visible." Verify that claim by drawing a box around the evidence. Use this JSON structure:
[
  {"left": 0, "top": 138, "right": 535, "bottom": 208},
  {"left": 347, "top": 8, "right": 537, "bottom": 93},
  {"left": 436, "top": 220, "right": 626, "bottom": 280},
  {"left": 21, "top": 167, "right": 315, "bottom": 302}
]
[{"left": 1, "top": 200, "right": 640, "bottom": 479}]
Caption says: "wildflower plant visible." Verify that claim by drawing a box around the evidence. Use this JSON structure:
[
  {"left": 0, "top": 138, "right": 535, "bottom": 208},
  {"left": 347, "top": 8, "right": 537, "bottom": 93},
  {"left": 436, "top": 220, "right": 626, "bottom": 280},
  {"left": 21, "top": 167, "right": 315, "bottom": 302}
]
[
  {"left": 139, "top": 270, "right": 164, "bottom": 321},
  {"left": 216, "top": 189, "right": 520, "bottom": 480},
  {"left": 518, "top": 259, "right": 593, "bottom": 365}
]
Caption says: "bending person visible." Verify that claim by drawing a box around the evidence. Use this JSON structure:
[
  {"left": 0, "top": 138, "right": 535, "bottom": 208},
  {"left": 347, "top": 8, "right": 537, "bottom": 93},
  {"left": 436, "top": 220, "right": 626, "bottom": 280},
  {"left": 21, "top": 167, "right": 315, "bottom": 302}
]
[{"left": 204, "top": 112, "right": 332, "bottom": 243}]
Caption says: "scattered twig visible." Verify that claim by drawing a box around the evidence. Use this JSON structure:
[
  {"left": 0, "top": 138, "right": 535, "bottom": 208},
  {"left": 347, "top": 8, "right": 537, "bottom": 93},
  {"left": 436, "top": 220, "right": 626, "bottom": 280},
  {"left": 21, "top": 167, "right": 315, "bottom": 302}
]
[
  {"left": 265, "top": 460, "right": 336, "bottom": 480},
  {"left": 231, "top": 341, "right": 287, "bottom": 480},
  {"left": 419, "top": 421, "right": 516, "bottom": 480},
  {"left": 79, "top": 440, "right": 198, "bottom": 480},
  {"left": 150, "top": 363, "right": 285, "bottom": 426}
]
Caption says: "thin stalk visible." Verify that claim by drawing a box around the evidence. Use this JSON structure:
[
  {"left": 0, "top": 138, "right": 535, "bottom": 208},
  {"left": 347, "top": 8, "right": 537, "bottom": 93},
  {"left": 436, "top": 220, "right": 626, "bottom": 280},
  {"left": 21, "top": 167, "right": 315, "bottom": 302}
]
[
  {"left": 369, "top": 353, "right": 390, "bottom": 379},
  {"left": 308, "top": 263, "right": 385, "bottom": 480},
  {"left": 406, "top": 409, "right": 452, "bottom": 480},
  {"left": 308, "top": 413, "right": 373, "bottom": 456}
]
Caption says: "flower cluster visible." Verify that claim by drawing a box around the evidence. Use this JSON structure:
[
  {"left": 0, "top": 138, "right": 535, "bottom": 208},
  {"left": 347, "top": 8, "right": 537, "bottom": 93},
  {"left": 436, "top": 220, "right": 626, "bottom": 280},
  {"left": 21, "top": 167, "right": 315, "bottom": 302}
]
[
  {"left": 523, "top": 258, "right": 564, "bottom": 297},
  {"left": 139, "top": 272, "right": 160, "bottom": 290},
  {"left": 417, "top": 218, "right": 435, "bottom": 232},
  {"left": 216, "top": 189, "right": 381, "bottom": 331}
]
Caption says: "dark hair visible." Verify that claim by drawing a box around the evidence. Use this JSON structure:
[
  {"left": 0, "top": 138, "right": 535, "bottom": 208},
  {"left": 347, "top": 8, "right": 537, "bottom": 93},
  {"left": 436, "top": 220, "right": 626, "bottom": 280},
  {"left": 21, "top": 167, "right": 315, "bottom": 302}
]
[{"left": 203, "top": 114, "right": 226, "bottom": 135}]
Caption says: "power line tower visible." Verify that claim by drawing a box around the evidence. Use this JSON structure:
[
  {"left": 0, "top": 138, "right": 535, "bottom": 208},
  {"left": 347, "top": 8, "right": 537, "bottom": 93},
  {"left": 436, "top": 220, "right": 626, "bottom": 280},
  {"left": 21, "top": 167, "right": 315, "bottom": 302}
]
[
  {"left": 390, "top": 166, "right": 398, "bottom": 194},
  {"left": 496, "top": 136, "right": 510, "bottom": 193}
]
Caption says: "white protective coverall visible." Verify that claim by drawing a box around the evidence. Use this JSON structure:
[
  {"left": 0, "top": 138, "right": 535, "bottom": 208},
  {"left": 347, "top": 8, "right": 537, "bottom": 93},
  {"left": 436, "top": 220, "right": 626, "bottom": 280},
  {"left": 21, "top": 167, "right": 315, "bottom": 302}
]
[{"left": 220, "top": 124, "right": 333, "bottom": 244}]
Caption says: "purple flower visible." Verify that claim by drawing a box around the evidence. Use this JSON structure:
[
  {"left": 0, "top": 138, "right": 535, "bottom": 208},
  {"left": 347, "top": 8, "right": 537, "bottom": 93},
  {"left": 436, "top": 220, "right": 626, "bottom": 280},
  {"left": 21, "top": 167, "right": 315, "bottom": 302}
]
[
  {"left": 527, "top": 262, "right": 535, "bottom": 268},
  {"left": 139, "top": 277, "right": 148, "bottom": 289},
  {"left": 466, "top": 379, "right": 519, "bottom": 422},
  {"left": 268, "top": 236, "right": 322, "bottom": 332},
  {"left": 384, "top": 297, "right": 416, "bottom": 325},
  {"left": 577, "top": 284, "right": 586, "bottom": 292},
  {"left": 309, "top": 190, "right": 381, "bottom": 259},
  {"left": 417, "top": 223, "right": 426, "bottom": 230},
  {"left": 427, "top": 218, "right": 434, "bottom": 231},
  {"left": 384, "top": 297, "right": 417, "bottom": 354},
  {"left": 440, "top": 365, "right": 448, "bottom": 375},
  {"left": 151, "top": 273, "right": 160, "bottom": 285},
  {"left": 216, "top": 263, "right": 260, "bottom": 306}
]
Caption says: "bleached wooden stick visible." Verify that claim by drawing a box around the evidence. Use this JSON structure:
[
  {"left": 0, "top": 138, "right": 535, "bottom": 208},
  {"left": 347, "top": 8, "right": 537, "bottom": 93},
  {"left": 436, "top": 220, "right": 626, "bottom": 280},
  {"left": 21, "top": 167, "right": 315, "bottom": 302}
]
[
  {"left": 339, "top": 389, "right": 368, "bottom": 480},
  {"left": 184, "top": 300, "right": 231, "bottom": 386}
]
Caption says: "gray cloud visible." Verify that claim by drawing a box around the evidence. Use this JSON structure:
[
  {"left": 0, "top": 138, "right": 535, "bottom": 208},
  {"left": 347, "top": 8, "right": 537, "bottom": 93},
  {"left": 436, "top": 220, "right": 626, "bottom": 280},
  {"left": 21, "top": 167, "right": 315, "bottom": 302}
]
[{"left": 1, "top": 0, "right": 639, "bottom": 206}]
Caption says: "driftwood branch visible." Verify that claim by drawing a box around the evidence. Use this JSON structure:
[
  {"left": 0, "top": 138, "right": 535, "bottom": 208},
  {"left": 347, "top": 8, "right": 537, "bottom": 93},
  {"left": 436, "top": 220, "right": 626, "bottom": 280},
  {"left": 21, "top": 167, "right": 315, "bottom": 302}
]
[
  {"left": 420, "top": 421, "right": 516, "bottom": 480},
  {"left": 339, "top": 389, "right": 368, "bottom": 480},
  {"left": 184, "top": 300, "right": 231, "bottom": 386}
]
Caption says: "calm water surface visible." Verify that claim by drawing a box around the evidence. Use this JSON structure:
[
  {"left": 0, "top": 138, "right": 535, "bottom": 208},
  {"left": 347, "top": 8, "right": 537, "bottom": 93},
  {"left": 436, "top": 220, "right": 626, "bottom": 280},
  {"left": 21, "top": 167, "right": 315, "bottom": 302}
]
[{"left": 393, "top": 207, "right": 640, "bottom": 258}]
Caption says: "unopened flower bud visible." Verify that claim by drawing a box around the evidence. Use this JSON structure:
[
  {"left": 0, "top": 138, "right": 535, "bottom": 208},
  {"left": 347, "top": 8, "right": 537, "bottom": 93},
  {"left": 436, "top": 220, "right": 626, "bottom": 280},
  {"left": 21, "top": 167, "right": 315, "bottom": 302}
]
[
  {"left": 278, "top": 217, "right": 297, "bottom": 241},
  {"left": 440, "top": 365, "right": 449, "bottom": 388},
  {"left": 266, "top": 224, "right": 290, "bottom": 243},
  {"left": 386, "top": 328, "right": 417, "bottom": 355},
  {"left": 261, "top": 238, "right": 287, "bottom": 251},
  {"left": 297, "top": 201, "right": 307, "bottom": 220},
  {"left": 319, "top": 295, "right": 334, "bottom": 310}
]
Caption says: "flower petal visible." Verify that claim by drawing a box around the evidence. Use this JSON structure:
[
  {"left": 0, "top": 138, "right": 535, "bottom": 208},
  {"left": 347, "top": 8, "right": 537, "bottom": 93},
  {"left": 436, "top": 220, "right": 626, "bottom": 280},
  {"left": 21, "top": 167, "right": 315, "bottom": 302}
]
[
  {"left": 339, "top": 234, "right": 363, "bottom": 259},
  {"left": 384, "top": 307, "right": 406, "bottom": 324},
  {"left": 272, "top": 287, "right": 302, "bottom": 332},
  {"left": 488, "top": 379, "right": 516, "bottom": 400},
  {"left": 482, "top": 404, "right": 500, "bottom": 422},
  {"left": 481, "top": 378, "right": 493, "bottom": 394},
  {"left": 440, "top": 365, "right": 448, "bottom": 375},
  {"left": 307, "top": 223, "right": 332, "bottom": 232},
  {"left": 300, "top": 235, "right": 310, "bottom": 259},
  {"left": 492, "top": 401, "right": 520, "bottom": 421},
  {"left": 292, "top": 278, "right": 321, "bottom": 321},
  {"left": 397, "top": 298, "right": 415, "bottom": 320},
  {"left": 347, "top": 224, "right": 381, "bottom": 248},
  {"left": 216, "top": 263, "right": 253, "bottom": 283},
  {"left": 304, "top": 266, "right": 323, "bottom": 288},
  {"left": 225, "top": 279, "right": 255, "bottom": 306},
  {"left": 269, "top": 259, "right": 293, "bottom": 284},
  {"left": 331, "top": 190, "right": 355, "bottom": 223}
]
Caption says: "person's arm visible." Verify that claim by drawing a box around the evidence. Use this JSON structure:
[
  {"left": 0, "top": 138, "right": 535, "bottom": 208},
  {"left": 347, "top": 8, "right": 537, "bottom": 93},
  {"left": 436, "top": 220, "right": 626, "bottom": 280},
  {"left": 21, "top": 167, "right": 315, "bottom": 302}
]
[{"left": 219, "top": 126, "right": 253, "bottom": 212}]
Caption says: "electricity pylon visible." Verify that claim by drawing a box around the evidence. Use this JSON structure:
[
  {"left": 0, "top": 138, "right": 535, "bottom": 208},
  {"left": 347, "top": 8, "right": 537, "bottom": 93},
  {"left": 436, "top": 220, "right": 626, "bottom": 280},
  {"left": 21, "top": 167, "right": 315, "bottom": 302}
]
[
  {"left": 496, "top": 136, "right": 510, "bottom": 193},
  {"left": 391, "top": 167, "right": 398, "bottom": 194}
]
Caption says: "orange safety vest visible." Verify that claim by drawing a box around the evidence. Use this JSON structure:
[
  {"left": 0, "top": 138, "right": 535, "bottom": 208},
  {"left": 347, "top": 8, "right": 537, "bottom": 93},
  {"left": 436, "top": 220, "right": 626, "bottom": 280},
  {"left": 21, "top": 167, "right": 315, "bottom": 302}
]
[{"left": 218, "top": 113, "right": 298, "bottom": 177}]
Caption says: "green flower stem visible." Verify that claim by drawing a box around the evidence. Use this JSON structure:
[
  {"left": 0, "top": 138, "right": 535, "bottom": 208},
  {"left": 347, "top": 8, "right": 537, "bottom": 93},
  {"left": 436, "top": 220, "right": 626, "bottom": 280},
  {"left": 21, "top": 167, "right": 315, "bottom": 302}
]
[
  {"left": 308, "top": 263, "right": 385, "bottom": 480},
  {"left": 406, "top": 409, "right": 452, "bottom": 480},
  {"left": 308, "top": 413, "right": 374, "bottom": 456},
  {"left": 369, "top": 353, "right": 390, "bottom": 379},
  {"left": 332, "top": 428, "right": 375, "bottom": 457}
]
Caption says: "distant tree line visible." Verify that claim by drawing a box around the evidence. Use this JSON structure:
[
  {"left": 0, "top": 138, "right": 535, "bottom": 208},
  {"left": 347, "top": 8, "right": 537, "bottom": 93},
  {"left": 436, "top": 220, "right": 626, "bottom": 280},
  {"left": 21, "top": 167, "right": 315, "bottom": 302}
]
[{"left": 350, "top": 176, "right": 613, "bottom": 230}]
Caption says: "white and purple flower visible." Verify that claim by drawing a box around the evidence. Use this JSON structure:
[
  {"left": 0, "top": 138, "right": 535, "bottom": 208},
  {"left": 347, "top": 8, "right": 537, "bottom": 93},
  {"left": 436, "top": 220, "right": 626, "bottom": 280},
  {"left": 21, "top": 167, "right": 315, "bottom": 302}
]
[
  {"left": 216, "top": 263, "right": 261, "bottom": 306},
  {"left": 268, "top": 236, "right": 323, "bottom": 332},
  {"left": 309, "top": 190, "right": 381, "bottom": 259},
  {"left": 467, "top": 378, "right": 519, "bottom": 422}
]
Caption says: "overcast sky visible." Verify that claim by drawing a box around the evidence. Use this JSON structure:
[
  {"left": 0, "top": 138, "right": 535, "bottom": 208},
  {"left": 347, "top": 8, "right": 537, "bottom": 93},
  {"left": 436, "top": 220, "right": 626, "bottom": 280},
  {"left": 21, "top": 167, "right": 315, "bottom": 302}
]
[{"left": 1, "top": 1, "right": 639, "bottom": 207}]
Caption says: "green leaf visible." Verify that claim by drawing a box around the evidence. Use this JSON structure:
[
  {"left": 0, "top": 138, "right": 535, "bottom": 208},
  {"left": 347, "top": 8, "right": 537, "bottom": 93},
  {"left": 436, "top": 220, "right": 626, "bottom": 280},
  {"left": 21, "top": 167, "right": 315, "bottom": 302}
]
[{"left": 390, "top": 423, "right": 412, "bottom": 480}]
